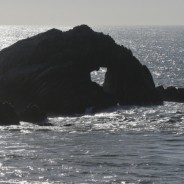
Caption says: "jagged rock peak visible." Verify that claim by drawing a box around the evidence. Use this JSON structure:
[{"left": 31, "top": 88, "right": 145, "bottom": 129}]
[
  {"left": 45, "top": 28, "right": 63, "bottom": 34},
  {"left": 70, "top": 24, "right": 93, "bottom": 32},
  {"left": 42, "top": 25, "right": 93, "bottom": 36}
]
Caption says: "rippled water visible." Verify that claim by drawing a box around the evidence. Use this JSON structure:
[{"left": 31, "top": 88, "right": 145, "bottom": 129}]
[{"left": 0, "top": 26, "right": 184, "bottom": 184}]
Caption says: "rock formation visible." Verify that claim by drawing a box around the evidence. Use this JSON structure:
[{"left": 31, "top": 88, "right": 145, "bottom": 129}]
[
  {"left": 20, "top": 103, "right": 52, "bottom": 126},
  {"left": 0, "top": 25, "right": 162, "bottom": 117},
  {"left": 157, "top": 86, "right": 184, "bottom": 102},
  {"left": 0, "top": 102, "right": 19, "bottom": 125}
]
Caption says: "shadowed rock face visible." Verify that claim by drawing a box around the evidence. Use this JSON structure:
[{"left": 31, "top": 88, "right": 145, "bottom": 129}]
[
  {"left": 0, "top": 102, "right": 19, "bottom": 125},
  {"left": 20, "top": 103, "right": 52, "bottom": 126},
  {"left": 157, "top": 86, "right": 184, "bottom": 103},
  {"left": 0, "top": 25, "right": 162, "bottom": 115}
]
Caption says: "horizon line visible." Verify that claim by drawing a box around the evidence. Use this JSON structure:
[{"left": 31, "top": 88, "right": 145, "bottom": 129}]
[{"left": 0, "top": 24, "right": 184, "bottom": 27}]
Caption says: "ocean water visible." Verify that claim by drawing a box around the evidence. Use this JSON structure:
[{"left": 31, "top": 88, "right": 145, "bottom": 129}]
[{"left": 0, "top": 25, "right": 184, "bottom": 184}]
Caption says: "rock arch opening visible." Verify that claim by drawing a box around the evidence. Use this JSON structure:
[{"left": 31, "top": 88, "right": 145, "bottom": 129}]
[{"left": 90, "top": 67, "right": 107, "bottom": 86}]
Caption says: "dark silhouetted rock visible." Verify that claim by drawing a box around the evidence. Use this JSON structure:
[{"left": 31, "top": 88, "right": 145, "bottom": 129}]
[
  {"left": 103, "top": 49, "right": 162, "bottom": 105},
  {"left": 20, "top": 104, "right": 52, "bottom": 126},
  {"left": 0, "top": 25, "right": 162, "bottom": 115},
  {"left": 157, "top": 86, "right": 184, "bottom": 102},
  {"left": 0, "top": 102, "right": 19, "bottom": 125}
]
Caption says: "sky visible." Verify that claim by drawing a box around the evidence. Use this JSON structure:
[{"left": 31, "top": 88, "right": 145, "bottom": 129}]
[{"left": 0, "top": 0, "right": 183, "bottom": 26}]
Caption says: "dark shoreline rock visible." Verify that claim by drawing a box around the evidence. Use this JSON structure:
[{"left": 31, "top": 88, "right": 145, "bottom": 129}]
[
  {"left": 0, "top": 24, "right": 169, "bottom": 120},
  {"left": 157, "top": 86, "right": 184, "bottom": 103},
  {"left": 20, "top": 104, "right": 52, "bottom": 126},
  {"left": 0, "top": 102, "right": 19, "bottom": 125}
]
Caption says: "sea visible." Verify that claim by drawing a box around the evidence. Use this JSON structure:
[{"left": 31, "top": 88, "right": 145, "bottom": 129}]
[{"left": 0, "top": 25, "right": 184, "bottom": 184}]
